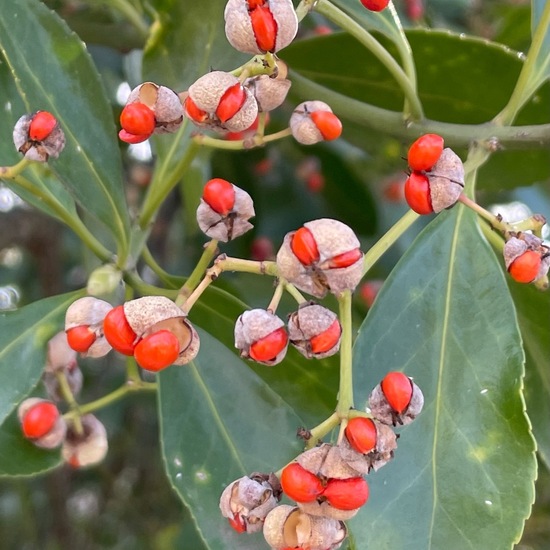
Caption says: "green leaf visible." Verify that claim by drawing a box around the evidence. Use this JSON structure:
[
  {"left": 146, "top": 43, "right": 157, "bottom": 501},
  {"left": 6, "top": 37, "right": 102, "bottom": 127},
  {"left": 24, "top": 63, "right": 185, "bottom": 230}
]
[
  {"left": 0, "top": 409, "right": 61, "bottom": 477},
  {"left": 0, "top": 0, "right": 130, "bottom": 252},
  {"left": 509, "top": 282, "right": 550, "bottom": 468},
  {"left": 158, "top": 330, "right": 304, "bottom": 550},
  {"left": 351, "top": 208, "right": 535, "bottom": 549},
  {"left": 531, "top": 0, "right": 550, "bottom": 85},
  {"left": 0, "top": 291, "right": 82, "bottom": 427}
]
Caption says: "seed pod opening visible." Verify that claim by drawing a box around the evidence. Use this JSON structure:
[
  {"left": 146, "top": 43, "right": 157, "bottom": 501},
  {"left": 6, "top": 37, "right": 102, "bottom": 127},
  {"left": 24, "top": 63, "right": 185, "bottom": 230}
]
[
  {"left": 13, "top": 111, "right": 66, "bottom": 162},
  {"left": 62, "top": 414, "right": 108, "bottom": 468},
  {"left": 427, "top": 148, "right": 464, "bottom": 212},
  {"left": 18, "top": 398, "right": 67, "bottom": 449}
]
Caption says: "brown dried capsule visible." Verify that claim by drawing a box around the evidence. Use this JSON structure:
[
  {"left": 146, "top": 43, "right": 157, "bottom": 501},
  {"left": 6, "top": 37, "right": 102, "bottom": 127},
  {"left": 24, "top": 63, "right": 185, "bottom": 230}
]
[
  {"left": 224, "top": 0, "right": 298, "bottom": 55},
  {"left": 13, "top": 111, "right": 66, "bottom": 162},
  {"left": 220, "top": 473, "right": 281, "bottom": 534},
  {"left": 185, "top": 71, "right": 258, "bottom": 133},
  {"left": 276, "top": 219, "right": 364, "bottom": 298},
  {"left": 426, "top": 147, "right": 464, "bottom": 212},
  {"left": 288, "top": 303, "right": 341, "bottom": 359},
  {"left": 65, "top": 297, "right": 113, "bottom": 358},
  {"left": 123, "top": 296, "right": 200, "bottom": 366},
  {"left": 290, "top": 101, "right": 342, "bottom": 145},
  {"left": 126, "top": 82, "right": 184, "bottom": 134},
  {"left": 245, "top": 73, "right": 291, "bottom": 112},
  {"left": 196, "top": 179, "right": 255, "bottom": 242},
  {"left": 504, "top": 234, "right": 550, "bottom": 283},
  {"left": 369, "top": 373, "right": 424, "bottom": 426},
  {"left": 18, "top": 398, "right": 67, "bottom": 449},
  {"left": 62, "top": 414, "right": 108, "bottom": 468},
  {"left": 263, "top": 505, "right": 347, "bottom": 550},
  {"left": 234, "top": 309, "right": 288, "bottom": 366}
]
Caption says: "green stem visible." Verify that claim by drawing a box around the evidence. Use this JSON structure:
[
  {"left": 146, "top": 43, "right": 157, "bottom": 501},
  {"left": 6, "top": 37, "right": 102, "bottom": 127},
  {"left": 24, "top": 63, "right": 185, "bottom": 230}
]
[
  {"left": 123, "top": 271, "right": 177, "bottom": 299},
  {"left": 315, "top": 0, "right": 423, "bottom": 120},
  {"left": 125, "top": 356, "right": 142, "bottom": 384},
  {"left": 335, "top": 290, "right": 354, "bottom": 417},
  {"left": 10, "top": 175, "right": 113, "bottom": 262},
  {"left": 283, "top": 282, "right": 308, "bottom": 305},
  {"left": 55, "top": 371, "right": 84, "bottom": 435},
  {"left": 177, "top": 240, "right": 219, "bottom": 304},
  {"left": 139, "top": 132, "right": 199, "bottom": 229},
  {"left": 64, "top": 381, "right": 156, "bottom": 419},
  {"left": 88, "top": 0, "right": 149, "bottom": 38},
  {"left": 288, "top": 71, "right": 550, "bottom": 148},
  {"left": 141, "top": 246, "right": 182, "bottom": 289},
  {"left": 193, "top": 128, "right": 293, "bottom": 151},
  {"left": 0, "top": 158, "right": 31, "bottom": 178},
  {"left": 363, "top": 209, "right": 419, "bottom": 275},
  {"left": 267, "top": 280, "right": 285, "bottom": 312},
  {"left": 495, "top": 2, "right": 550, "bottom": 125},
  {"left": 305, "top": 412, "right": 340, "bottom": 449}
]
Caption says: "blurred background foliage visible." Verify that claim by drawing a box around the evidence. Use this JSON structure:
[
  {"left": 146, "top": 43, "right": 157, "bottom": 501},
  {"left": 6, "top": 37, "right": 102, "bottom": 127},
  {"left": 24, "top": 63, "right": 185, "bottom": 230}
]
[{"left": 0, "top": 0, "right": 548, "bottom": 548}]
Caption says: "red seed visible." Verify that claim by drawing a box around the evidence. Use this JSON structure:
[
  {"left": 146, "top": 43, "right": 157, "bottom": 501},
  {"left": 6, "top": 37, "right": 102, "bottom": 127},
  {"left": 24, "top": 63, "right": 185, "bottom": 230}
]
[
  {"left": 407, "top": 133, "right": 444, "bottom": 172},
  {"left": 103, "top": 305, "right": 138, "bottom": 356},
  {"left": 66, "top": 325, "right": 97, "bottom": 353},
  {"left": 203, "top": 178, "right": 236, "bottom": 215},
  {"left": 381, "top": 372, "right": 413, "bottom": 414},
  {"left": 310, "top": 110, "right": 342, "bottom": 141},
  {"left": 323, "top": 477, "right": 369, "bottom": 510},
  {"left": 249, "top": 327, "right": 288, "bottom": 362},
  {"left": 29, "top": 111, "right": 58, "bottom": 141},
  {"left": 345, "top": 417, "right": 377, "bottom": 454},
  {"left": 404, "top": 172, "right": 433, "bottom": 215},
  {"left": 310, "top": 319, "right": 341, "bottom": 354},
  {"left": 120, "top": 103, "right": 155, "bottom": 137},
  {"left": 185, "top": 96, "right": 209, "bottom": 123},
  {"left": 22, "top": 402, "right": 59, "bottom": 439},
  {"left": 291, "top": 227, "right": 320, "bottom": 266},
  {"left": 508, "top": 250, "right": 542, "bottom": 284},
  {"left": 216, "top": 83, "right": 247, "bottom": 123},
  {"left": 280, "top": 462, "right": 324, "bottom": 503},
  {"left": 325, "top": 248, "right": 362, "bottom": 269},
  {"left": 228, "top": 514, "right": 247, "bottom": 533},
  {"left": 134, "top": 330, "right": 180, "bottom": 372},
  {"left": 250, "top": 6, "right": 278, "bottom": 52},
  {"left": 118, "top": 129, "right": 151, "bottom": 144},
  {"left": 359, "top": 0, "right": 390, "bottom": 11},
  {"left": 247, "top": 0, "right": 265, "bottom": 9}
]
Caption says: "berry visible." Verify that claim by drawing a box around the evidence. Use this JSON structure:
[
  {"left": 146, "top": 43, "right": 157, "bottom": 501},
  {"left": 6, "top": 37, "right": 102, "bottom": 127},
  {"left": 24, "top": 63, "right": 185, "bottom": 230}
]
[
  {"left": 29, "top": 111, "right": 57, "bottom": 141},
  {"left": 203, "top": 178, "right": 236, "bottom": 215},
  {"left": 324, "top": 248, "right": 362, "bottom": 269},
  {"left": 280, "top": 462, "right": 324, "bottom": 503},
  {"left": 134, "top": 330, "right": 180, "bottom": 372},
  {"left": 249, "top": 327, "right": 288, "bottom": 362},
  {"left": 345, "top": 417, "right": 377, "bottom": 454},
  {"left": 228, "top": 515, "right": 247, "bottom": 533},
  {"left": 309, "top": 319, "right": 342, "bottom": 355},
  {"left": 21, "top": 401, "right": 59, "bottom": 439},
  {"left": 184, "top": 96, "right": 209, "bottom": 123},
  {"left": 508, "top": 250, "right": 542, "bottom": 283},
  {"left": 291, "top": 227, "right": 319, "bottom": 266},
  {"left": 360, "top": 0, "right": 390, "bottom": 11},
  {"left": 120, "top": 103, "right": 155, "bottom": 137},
  {"left": 323, "top": 477, "right": 369, "bottom": 510},
  {"left": 310, "top": 110, "right": 342, "bottom": 141},
  {"left": 381, "top": 372, "right": 413, "bottom": 414},
  {"left": 103, "top": 305, "right": 138, "bottom": 356},
  {"left": 66, "top": 325, "right": 97, "bottom": 353},
  {"left": 250, "top": 6, "right": 278, "bottom": 52},
  {"left": 216, "top": 83, "right": 247, "bottom": 123},
  {"left": 407, "top": 133, "right": 444, "bottom": 172},
  {"left": 404, "top": 172, "right": 433, "bottom": 215},
  {"left": 119, "top": 129, "right": 151, "bottom": 144}
]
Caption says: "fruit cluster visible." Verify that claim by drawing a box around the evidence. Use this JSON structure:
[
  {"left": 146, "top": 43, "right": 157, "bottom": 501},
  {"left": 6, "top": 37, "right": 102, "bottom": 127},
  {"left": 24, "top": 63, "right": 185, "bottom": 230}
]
[{"left": 220, "top": 372, "right": 424, "bottom": 549}]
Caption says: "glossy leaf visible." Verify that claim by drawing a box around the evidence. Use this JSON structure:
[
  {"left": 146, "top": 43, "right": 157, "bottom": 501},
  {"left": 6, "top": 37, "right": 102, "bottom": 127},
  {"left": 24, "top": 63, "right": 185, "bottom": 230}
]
[
  {"left": 0, "top": 409, "right": 62, "bottom": 477},
  {"left": 0, "top": 291, "right": 82, "bottom": 427},
  {"left": 0, "top": 0, "right": 130, "bottom": 251},
  {"left": 530, "top": 0, "right": 550, "bottom": 86},
  {"left": 351, "top": 207, "right": 535, "bottom": 549},
  {"left": 509, "top": 281, "right": 550, "bottom": 468},
  {"left": 158, "top": 329, "right": 303, "bottom": 550}
]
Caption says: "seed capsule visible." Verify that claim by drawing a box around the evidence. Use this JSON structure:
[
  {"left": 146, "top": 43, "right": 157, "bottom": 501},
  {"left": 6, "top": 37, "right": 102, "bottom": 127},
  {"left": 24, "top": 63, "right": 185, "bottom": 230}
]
[
  {"left": 276, "top": 219, "right": 363, "bottom": 298},
  {"left": 196, "top": 179, "right": 255, "bottom": 242},
  {"left": 245, "top": 72, "right": 291, "bottom": 112},
  {"left": 504, "top": 234, "right": 549, "bottom": 284},
  {"left": 13, "top": 111, "right": 66, "bottom": 162},
  {"left": 18, "top": 398, "right": 67, "bottom": 449},
  {"left": 288, "top": 303, "right": 341, "bottom": 359},
  {"left": 369, "top": 372, "right": 424, "bottom": 426},
  {"left": 234, "top": 309, "right": 288, "bottom": 366},
  {"left": 62, "top": 414, "right": 108, "bottom": 468},
  {"left": 290, "top": 101, "right": 342, "bottom": 145},
  {"left": 185, "top": 71, "right": 258, "bottom": 133},
  {"left": 224, "top": 0, "right": 298, "bottom": 55},
  {"left": 220, "top": 473, "right": 281, "bottom": 534}
]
